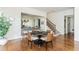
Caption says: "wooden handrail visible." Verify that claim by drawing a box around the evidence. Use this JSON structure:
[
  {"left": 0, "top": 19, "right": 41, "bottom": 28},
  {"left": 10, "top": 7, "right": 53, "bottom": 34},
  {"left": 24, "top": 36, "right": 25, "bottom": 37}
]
[
  {"left": 46, "top": 18, "right": 56, "bottom": 33},
  {"left": 46, "top": 18, "right": 56, "bottom": 27}
]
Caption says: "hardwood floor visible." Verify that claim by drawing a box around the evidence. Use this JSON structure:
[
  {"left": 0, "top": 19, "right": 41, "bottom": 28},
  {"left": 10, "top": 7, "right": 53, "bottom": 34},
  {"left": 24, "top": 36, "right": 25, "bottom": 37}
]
[{"left": 0, "top": 34, "right": 79, "bottom": 51}]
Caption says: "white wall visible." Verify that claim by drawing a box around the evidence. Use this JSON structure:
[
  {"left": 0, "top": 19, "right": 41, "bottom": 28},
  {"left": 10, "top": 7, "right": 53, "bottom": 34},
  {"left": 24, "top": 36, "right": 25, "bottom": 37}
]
[
  {"left": 0, "top": 7, "right": 21, "bottom": 40},
  {"left": 47, "top": 9, "right": 74, "bottom": 34},
  {"left": 0, "top": 7, "right": 46, "bottom": 40},
  {"left": 75, "top": 7, "right": 79, "bottom": 41},
  {"left": 21, "top": 7, "right": 46, "bottom": 17}
]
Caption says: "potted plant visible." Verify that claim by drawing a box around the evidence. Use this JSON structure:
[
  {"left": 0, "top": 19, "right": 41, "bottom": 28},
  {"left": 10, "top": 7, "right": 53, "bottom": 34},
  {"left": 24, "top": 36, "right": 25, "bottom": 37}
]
[{"left": 0, "top": 14, "right": 11, "bottom": 45}]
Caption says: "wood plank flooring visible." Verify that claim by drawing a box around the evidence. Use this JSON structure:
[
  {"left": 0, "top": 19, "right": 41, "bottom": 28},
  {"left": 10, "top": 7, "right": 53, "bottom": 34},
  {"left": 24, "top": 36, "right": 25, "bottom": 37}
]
[{"left": 0, "top": 34, "right": 79, "bottom": 51}]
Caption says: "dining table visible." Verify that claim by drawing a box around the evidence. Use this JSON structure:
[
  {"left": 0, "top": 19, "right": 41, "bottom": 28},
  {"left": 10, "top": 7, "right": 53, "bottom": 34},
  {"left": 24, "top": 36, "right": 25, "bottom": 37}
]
[{"left": 32, "top": 31, "right": 48, "bottom": 47}]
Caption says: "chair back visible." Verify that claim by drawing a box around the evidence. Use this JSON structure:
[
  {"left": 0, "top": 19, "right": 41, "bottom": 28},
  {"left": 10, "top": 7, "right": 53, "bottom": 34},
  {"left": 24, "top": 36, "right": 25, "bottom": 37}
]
[
  {"left": 47, "top": 32, "right": 53, "bottom": 41},
  {"left": 27, "top": 32, "right": 32, "bottom": 41}
]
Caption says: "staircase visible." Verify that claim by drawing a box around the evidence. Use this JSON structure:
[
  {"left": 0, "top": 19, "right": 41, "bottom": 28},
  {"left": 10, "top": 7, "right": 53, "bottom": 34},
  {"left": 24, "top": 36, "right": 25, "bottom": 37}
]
[{"left": 46, "top": 18, "right": 60, "bottom": 36}]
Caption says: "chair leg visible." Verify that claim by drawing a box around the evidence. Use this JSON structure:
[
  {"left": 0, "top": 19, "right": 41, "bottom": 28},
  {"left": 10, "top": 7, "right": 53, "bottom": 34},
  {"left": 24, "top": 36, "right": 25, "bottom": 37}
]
[
  {"left": 30, "top": 41, "right": 32, "bottom": 49},
  {"left": 54, "top": 39, "right": 56, "bottom": 45},
  {"left": 46, "top": 42, "right": 48, "bottom": 51},
  {"left": 28, "top": 40, "right": 29, "bottom": 45},
  {"left": 28, "top": 40, "right": 32, "bottom": 49},
  {"left": 51, "top": 41, "right": 53, "bottom": 48}
]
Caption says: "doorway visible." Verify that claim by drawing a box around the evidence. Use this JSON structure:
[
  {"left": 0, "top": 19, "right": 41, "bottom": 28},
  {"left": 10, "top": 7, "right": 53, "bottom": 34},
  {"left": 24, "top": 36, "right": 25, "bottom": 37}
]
[
  {"left": 64, "top": 15, "right": 74, "bottom": 37},
  {"left": 38, "top": 19, "right": 40, "bottom": 28}
]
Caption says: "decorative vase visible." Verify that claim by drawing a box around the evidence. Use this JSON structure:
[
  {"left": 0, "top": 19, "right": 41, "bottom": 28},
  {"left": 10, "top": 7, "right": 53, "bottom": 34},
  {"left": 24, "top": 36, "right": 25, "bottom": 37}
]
[{"left": 0, "top": 37, "right": 8, "bottom": 45}]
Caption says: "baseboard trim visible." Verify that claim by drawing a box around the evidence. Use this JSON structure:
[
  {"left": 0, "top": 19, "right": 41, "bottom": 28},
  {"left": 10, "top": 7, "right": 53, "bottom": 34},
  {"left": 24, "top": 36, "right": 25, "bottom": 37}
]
[{"left": 7, "top": 36, "right": 22, "bottom": 40}]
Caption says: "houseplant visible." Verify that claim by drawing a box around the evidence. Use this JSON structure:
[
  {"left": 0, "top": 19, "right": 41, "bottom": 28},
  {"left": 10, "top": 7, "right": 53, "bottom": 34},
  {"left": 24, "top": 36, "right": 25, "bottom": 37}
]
[{"left": 0, "top": 13, "right": 11, "bottom": 45}]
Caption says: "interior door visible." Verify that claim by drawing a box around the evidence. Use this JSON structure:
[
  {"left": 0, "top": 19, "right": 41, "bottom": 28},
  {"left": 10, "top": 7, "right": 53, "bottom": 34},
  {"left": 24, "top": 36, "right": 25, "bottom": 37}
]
[
  {"left": 64, "top": 15, "right": 74, "bottom": 36},
  {"left": 67, "top": 17, "right": 71, "bottom": 34},
  {"left": 38, "top": 19, "right": 40, "bottom": 28}
]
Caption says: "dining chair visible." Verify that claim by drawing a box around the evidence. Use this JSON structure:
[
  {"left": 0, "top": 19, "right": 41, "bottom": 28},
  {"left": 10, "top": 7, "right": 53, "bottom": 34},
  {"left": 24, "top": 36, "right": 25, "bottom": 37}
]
[
  {"left": 27, "top": 32, "right": 38, "bottom": 49},
  {"left": 45, "top": 32, "right": 54, "bottom": 50},
  {"left": 27, "top": 32, "right": 33, "bottom": 48}
]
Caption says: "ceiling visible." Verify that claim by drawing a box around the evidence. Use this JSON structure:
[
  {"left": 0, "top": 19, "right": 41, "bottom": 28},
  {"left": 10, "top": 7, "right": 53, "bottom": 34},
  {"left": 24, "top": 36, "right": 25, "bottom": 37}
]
[{"left": 32, "top": 7, "right": 73, "bottom": 13}]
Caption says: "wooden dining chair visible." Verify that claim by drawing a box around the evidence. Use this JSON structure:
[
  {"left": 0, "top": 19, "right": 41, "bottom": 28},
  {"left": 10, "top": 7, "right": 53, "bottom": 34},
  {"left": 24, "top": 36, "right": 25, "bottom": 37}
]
[
  {"left": 45, "top": 32, "right": 54, "bottom": 50},
  {"left": 27, "top": 32, "right": 33, "bottom": 48}
]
